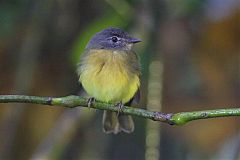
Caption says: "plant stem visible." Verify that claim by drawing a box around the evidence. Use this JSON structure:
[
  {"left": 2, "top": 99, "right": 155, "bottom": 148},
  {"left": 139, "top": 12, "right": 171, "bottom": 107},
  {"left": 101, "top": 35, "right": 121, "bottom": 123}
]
[{"left": 0, "top": 95, "right": 240, "bottom": 125}]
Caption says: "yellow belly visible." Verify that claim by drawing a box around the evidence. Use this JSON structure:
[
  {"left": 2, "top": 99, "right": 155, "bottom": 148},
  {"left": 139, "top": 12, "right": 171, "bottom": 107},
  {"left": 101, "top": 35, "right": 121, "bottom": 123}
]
[{"left": 79, "top": 50, "right": 140, "bottom": 103}]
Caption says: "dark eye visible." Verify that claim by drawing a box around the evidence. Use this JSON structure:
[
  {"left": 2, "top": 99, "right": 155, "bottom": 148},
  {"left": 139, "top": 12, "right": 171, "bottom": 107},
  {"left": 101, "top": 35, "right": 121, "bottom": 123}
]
[{"left": 111, "top": 36, "right": 118, "bottom": 43}]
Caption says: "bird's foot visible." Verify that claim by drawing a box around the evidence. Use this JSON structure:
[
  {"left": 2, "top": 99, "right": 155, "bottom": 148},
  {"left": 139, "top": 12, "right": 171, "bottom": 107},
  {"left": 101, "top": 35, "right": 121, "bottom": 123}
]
[
  {"left": 115, "top": 101, "right": 124, "bottom": 116},
  {"left": 87, "top": 97, "right": 96, "bottom": 108}
]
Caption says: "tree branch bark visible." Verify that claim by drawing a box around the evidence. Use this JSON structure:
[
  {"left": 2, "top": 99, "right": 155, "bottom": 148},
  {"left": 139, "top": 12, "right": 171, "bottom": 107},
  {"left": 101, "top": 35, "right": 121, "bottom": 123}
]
[{"left": 0, "top": 95, "right": 240, "bottom": 125}]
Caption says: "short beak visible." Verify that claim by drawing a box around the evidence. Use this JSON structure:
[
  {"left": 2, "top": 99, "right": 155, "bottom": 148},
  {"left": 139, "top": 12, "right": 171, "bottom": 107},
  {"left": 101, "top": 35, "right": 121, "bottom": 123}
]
[{"left": 128, "top": 37, "right": 142, "bottom": 43}]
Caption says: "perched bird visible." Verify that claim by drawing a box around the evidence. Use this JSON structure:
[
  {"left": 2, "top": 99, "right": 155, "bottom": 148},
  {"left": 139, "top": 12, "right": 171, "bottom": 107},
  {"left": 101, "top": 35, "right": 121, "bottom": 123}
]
[{"left": 77, "top": 27, "right": 141, "bottom": 134}]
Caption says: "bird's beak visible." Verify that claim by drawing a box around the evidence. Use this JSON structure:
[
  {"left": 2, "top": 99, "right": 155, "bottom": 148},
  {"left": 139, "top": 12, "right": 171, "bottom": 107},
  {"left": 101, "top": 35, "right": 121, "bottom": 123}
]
[{"left": 128, "top": 37, "right": 142, "bottom": 43}]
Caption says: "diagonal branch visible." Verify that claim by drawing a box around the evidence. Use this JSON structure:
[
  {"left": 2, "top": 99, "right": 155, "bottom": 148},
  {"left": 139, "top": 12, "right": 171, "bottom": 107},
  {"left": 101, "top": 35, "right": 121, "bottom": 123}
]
[{"left": 0, "top": 95, "right": 240, "bottom": 125}]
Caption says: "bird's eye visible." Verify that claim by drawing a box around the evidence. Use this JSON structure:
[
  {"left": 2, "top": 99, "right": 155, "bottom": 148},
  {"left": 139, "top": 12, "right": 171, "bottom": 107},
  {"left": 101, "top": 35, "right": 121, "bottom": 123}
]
[{"left": 111, "top": 36, "right": 118, "bottom": 43}]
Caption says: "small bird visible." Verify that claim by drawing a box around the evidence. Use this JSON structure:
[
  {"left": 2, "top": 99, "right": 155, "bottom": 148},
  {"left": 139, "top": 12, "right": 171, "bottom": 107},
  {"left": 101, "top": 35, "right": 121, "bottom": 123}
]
[{"left": 77, "top": 27, "right": 141, "bottom": 134}]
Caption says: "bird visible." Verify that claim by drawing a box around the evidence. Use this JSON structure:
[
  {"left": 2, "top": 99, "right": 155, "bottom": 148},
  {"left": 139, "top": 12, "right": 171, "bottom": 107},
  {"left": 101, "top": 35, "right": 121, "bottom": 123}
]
[{"left": 77, "top": 27, "right": 141, "bottom": 134}]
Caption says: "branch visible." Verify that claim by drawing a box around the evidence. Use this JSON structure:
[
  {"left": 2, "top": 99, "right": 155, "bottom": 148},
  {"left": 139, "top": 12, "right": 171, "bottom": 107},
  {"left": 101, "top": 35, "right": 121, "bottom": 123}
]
[{"left": 0, "top": 95, "right": 240, "bottom": 125}]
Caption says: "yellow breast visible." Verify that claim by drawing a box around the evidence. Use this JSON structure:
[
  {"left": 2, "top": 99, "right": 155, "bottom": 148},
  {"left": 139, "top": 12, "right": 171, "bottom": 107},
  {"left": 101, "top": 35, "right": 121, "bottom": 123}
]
[{"left": 79, "top": 49, "right": 140, "bottom": 103}]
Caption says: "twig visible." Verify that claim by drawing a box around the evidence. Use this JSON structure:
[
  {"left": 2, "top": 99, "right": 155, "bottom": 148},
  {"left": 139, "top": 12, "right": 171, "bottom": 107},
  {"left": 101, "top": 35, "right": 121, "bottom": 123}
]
[{"left": 0, "top": 95, "right": 240, "bottom": 125}]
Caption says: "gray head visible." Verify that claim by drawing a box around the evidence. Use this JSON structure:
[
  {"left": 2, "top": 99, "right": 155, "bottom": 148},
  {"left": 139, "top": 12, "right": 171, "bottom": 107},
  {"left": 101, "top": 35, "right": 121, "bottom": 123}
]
[{"left": 86, "top": 27, "right": 141, "bottom": 50}]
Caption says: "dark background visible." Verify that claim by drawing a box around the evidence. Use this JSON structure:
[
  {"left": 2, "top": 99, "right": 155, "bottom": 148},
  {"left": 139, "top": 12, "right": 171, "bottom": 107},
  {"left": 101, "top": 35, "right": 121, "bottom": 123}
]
[{"left": 0, "top": 0, "right": 240, "bottom": 159}]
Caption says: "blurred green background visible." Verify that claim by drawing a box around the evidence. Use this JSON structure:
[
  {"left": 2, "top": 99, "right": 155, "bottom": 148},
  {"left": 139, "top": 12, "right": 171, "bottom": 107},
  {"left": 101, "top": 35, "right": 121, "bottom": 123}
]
[{"left": 0, "top": 0, "right": 240, "bottom": 160}]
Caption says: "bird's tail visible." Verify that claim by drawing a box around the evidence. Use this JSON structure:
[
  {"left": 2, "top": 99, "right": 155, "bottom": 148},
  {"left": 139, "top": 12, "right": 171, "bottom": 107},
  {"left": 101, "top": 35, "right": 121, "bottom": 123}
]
[{"left": 102, "top": 111, "right": 134, "bottom": 134}]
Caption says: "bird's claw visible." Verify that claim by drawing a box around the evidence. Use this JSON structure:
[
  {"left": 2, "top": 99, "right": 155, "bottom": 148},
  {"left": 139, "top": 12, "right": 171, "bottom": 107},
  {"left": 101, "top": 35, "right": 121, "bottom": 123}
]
[
  {"left": 87, "top": 97, "right": 96, "bottom": 108},
  {"left": 115, "top": 101, "right": 124, "bottom": 116}
]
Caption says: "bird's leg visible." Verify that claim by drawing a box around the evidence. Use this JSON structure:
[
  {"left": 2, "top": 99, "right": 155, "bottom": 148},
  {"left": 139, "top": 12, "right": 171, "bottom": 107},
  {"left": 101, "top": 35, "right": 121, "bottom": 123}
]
[
  {"left": 115, "top": 101, "right": 124, "bottom": 116},
  {"left": 87, "top": 97, "right": 96, "bottom": 108}
]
